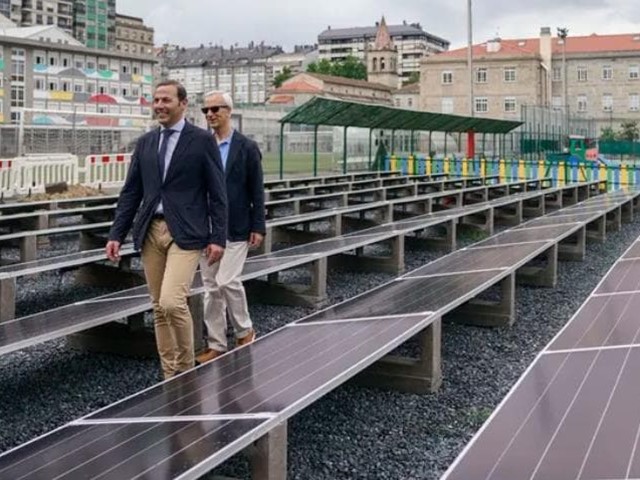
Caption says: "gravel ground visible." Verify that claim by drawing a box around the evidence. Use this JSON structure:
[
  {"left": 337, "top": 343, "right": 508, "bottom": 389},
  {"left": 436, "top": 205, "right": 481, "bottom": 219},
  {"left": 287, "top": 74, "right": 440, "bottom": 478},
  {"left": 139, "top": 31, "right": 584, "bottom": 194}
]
[{"left": 1, "top": 216, "right": 640, "bottom": 480}]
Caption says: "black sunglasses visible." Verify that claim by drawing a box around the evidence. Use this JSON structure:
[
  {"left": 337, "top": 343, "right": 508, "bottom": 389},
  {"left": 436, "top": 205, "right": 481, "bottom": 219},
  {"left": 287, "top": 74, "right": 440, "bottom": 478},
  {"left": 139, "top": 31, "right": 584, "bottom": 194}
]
[{"left": 201, "top": 106, "right": 229, "bottom": 114}]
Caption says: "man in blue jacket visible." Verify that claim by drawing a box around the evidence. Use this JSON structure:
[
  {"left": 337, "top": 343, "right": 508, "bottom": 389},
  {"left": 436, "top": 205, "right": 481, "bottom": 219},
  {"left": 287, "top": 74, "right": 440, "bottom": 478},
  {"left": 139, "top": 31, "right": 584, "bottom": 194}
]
[
  {"left": 196, "top": 90, "right": 265, "bottom": 364},
  {"left": 106, "top": 80, "right": 227, "bottom": 379}
]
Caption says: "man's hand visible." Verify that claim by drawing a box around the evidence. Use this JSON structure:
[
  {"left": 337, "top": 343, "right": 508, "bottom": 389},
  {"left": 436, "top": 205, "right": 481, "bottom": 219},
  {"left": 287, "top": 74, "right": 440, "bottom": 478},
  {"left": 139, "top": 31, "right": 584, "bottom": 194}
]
[
  {"left": 206, "top": 243, "right": 224, "bottom": 265},
  {"left": 105, "top": 240, "right": 121, "bottom": 262},
  {"left": 249, "top": 232, "right": 264, "bottom": 249}
]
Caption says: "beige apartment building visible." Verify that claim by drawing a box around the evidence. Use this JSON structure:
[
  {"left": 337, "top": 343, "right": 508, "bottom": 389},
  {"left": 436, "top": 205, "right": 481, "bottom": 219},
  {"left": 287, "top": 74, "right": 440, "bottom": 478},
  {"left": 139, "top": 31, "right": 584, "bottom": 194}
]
[
  {"left": 115, "top": 13, "right": 153, "bottom": 55},
  {"left": 421, "top": 28, "right": 640, "bottom": 132}
]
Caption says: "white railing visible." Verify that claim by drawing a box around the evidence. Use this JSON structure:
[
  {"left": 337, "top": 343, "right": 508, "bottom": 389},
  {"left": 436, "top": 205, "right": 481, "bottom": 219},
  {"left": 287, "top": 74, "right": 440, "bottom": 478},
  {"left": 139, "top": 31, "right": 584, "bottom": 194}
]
[
  {"left": 84, "top": 153, "right": 132, "bottom": 189},
  {"left": 0, "top": 153, "right": 130, "bottom": 198},
  {"left": 18, "top": 155, "right": 79, "bottom": 194},
  {"left": 0, "top": 158, "right": 17, "bottom": 198}
]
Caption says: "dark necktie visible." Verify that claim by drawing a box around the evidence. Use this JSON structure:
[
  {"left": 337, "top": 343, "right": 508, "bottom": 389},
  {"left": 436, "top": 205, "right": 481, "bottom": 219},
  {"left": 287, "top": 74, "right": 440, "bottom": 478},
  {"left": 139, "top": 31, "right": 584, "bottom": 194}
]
[{"left": 158, "top": 129, "right": 175, "bottom": 180}]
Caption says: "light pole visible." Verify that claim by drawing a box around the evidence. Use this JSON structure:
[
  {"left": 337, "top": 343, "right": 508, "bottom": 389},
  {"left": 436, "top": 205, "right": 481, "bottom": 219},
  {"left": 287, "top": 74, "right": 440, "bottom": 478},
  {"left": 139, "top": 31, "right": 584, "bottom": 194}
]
[
  {"left": 557, "top": 27, "right": 568, "bottom": 139},
  {"left": 467, "top": 0, "right": 474, "bottom": 117}
]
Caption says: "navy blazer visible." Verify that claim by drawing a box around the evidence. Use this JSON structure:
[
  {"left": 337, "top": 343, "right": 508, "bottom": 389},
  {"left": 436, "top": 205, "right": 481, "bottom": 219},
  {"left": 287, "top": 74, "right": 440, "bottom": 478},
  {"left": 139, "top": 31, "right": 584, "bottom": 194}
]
[
  {"left": 224, "top": 130, "right": 266, "bottom": 241},
  {"left": 108, "top": 121, "right": 227, "bottom": 250}
]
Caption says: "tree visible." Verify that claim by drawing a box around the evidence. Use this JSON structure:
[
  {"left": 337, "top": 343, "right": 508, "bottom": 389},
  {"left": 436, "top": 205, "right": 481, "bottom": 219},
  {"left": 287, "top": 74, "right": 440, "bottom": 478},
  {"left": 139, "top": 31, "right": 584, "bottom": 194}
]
[
  {"left": 272, "top": 66, "right": 293, "bottom": 88},
  {"left": 617, "top": 121, "right": 640, "bottom": 141},
  {"left": 332, "top": 55, "right": 367, "bottom": 80},
  {"left": 600, "top": 126, "right": 616, "bottom": 142},
  {"left": 406, "top": 71, "right": 420, "bottom": 84},
  {"left": 306, "top": 56, "right": 366, "bottom": 80},
  {"left": 306, "top": 58, "right": 333, "bottom": 75}
]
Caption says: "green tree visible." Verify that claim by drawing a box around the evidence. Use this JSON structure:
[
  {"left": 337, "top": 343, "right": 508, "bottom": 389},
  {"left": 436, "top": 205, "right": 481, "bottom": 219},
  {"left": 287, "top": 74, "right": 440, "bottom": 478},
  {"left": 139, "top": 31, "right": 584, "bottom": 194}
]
[
  {"left": 306, "top": 58, "right": 333, "bottom": 75},
  {"left": 306, "top": 56, "right": 366, "bottom": 80},
  {"left": 331, "top": 55, "right": 367, "bottom": 80},
  {"left": 406, "top": 71, "right": 420, "bottom": 84},
  {"left": 600, "top": 126, "right": 616, "bottom": 141},
  {"left": 617, "top": 121, "right": 640, "bottom": 141},
  {"left": 272, "top": 66, "right": 293, "bottom": 88}
]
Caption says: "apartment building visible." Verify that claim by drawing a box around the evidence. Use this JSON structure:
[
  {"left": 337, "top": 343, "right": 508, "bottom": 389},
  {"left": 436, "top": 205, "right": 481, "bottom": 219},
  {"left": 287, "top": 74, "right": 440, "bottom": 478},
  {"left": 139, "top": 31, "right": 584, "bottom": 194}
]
[
  {"left": 0, "top": 24, "right": 154, "bottom": 124},
  {"left": 19, "top": 0, "right": 73, "bottom": 33},
  {"left": 115, "top": 13, "right": 153, "bottom": 55},
  {"left": 421, "top": 28, "right": 640, "bottom": 132},
  {"left": 318, "top": 19, "right": 449, "bottom": 83},
  {"left": 73, "top": 0, "right": 116, "bottom": 50},
  {"left": 0, "top": 0, "right": 21, "bottom": 24},
  {"left": 162, "top": 43, "right": 283, "bottom": 113}
]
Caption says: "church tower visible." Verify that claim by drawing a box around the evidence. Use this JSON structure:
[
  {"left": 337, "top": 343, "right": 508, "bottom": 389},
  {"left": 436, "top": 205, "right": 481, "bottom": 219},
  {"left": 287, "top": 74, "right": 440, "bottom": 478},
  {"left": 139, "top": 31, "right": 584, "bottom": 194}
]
[{"left": 367, "top": 16, "right": 399, "bottom": 89}]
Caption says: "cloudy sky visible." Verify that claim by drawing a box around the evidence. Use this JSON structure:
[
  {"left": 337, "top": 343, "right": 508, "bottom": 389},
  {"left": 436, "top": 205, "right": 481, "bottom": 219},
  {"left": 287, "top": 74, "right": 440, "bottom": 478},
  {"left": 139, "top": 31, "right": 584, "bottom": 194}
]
[{"left": 119, "top": 0, "right": 640, "bottom": 51}]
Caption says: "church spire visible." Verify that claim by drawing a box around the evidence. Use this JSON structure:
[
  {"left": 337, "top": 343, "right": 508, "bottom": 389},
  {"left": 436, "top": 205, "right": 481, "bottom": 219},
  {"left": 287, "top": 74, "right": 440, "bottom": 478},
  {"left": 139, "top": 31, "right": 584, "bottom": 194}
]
[{"left": 374, "top": 15, "right": 393, "bottom": 50}]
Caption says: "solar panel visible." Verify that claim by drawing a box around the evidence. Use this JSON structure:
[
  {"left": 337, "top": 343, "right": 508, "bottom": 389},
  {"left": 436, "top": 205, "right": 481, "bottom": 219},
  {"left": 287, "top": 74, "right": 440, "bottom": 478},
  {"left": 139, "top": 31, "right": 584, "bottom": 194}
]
[
  {"left": 548, "top": 292, "right": 640, "bottom": 351},
  {"left": 0, "top": 419, "right": 268, "bottom": 480},
  {"left": 443, "top": 229, "right": 640, "bottom": 480},
  {"left": 594, "top": 258, "right": 640, "bottom": 294},
  {"left": 297, "top": 270, "right": 505, "bottom": 322},
  {"left": 405, "top": 242, "right": 551, "bottom": 277},
  {"left": 472, "top": 223, "right": 582, "bottom": 247}
]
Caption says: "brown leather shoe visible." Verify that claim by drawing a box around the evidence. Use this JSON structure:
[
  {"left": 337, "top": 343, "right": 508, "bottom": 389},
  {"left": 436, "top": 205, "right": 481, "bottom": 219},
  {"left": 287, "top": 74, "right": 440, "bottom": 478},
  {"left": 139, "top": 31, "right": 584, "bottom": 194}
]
[
  {"left": 195, "top": 348, "right": 224, "bottom": 365},
  {"left": 236, "top": 329, "right": 256, "bottom": 347}
]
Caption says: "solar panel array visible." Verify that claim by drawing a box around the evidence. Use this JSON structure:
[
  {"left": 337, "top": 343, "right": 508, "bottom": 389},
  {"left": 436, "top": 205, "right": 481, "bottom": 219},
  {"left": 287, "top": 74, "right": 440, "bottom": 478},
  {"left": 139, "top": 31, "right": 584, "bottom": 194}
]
[
  {"left": 442, "top": 190, "right": 640, "bottom": 480},
  {"left": 0, "top": 186, "right": 631, "bottom": 480}
]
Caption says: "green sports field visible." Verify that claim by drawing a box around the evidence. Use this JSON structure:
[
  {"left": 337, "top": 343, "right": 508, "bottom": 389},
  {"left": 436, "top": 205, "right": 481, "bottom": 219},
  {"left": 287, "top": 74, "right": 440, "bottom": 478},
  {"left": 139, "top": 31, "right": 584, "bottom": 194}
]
[{"left": 262, "top": 152, "right": 335, "bottom": 176}]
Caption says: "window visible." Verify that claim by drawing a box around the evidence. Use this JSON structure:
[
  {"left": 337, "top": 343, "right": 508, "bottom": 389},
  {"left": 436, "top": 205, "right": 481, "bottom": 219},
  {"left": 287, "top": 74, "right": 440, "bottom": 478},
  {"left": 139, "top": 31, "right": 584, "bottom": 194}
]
[
  {"left": 474, "top": 97, "right": 488, "bottom": 113},
  {"left": 87, "top": 61, "right": 95, "bottom": 70},
  {"left": 577, "top": 94, "right": 587, "bottom": 112},
  {"left": 49, "top": 56, "right": 56, "bottom": 66},
  {"left": 61, "top": 57, "right": 69, "bottom": 67},
  {"left": 504, "top": 67, "right": 516, "bottom": 82},
  {"left": 98, "top": 63, "right": 107, "bottom": 71},
  {"left": 577, "top": 66, "right": 588, "bottom": 82},
  {"left": 48, "top": 80, "right": 57, "bottom": 91},
  {"left": 75, "top": 60, "right": 84, "bottom": 69},
  {"left": 629, "top": 94, "right": 639, "bottom": 111},
  {"left": 441, "top": 97, "right": 453, "bottom": 113},
  {"left": 34, "top": 78, "right": 45, "bottom": 90},
  {"left": 407, "top": 97, "right": 413, "bottom": 107},
  {"left": 35, "top": 55, "right": 45, "bottom": 65},
  {"left": 74, "top": 83, "right": 83, "bottom": 93},
  {"left": 630, "top": 65, "right": 639, "bottom": 80},
  {"left": 475, "top": 67, "right": 487, "bottom": 83},
  {"left": 441, "top": 71, "right": 453, "bottom": 84},
  {"left": 602, "top": 65, "right": 612, "bottom": 81},
  {"left": 394, "top": 98, "right": 400, "bottom": 106},
  {"left": 602, "top": 94, "right": 613, "bottom": 111},
  {"left": 552, "top": 96, "right": 562, "bottom": 110},
  {"left": 504, "top": 97, "right": 517, "bottom": 112},
  {"left": 552, "top": 66, "right": 562, "bottom": 81}
]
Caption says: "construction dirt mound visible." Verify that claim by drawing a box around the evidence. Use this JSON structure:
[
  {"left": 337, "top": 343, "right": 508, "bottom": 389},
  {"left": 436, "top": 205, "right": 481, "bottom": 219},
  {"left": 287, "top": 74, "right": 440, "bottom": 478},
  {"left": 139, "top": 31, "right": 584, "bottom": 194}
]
[{"left": 16, "top": 184, "right": 106, "bottom": 202}]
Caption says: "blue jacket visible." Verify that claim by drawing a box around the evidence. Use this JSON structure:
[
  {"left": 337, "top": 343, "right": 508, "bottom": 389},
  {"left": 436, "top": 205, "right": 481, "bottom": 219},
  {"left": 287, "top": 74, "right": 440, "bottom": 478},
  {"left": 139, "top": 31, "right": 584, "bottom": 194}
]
[
  {"left": 224, "top": 130, "right": 266, "bottom": 241},
  {"left": 108, "top": 121, "right": 227, "bottom": 250}
]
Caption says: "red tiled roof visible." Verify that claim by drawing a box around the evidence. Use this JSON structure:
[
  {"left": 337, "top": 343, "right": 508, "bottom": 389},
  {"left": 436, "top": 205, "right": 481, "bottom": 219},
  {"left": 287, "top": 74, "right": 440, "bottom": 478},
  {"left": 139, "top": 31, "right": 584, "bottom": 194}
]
[
  {"left": 273, "top": 78, "right": 323, "bottom": 95},
  {"left": 267, "top": 94, "right": 295, "bottom": 104},
  {"left": 436, "top": 33, "right": 640, "bottom": 59},
  {"left": 306, "top": 72, "right": 393, "bottom": 92}
]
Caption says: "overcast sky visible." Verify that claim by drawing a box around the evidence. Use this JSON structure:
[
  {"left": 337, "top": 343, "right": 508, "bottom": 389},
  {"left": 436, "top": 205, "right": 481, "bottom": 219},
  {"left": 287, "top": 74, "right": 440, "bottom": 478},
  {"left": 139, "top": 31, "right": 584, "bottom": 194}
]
[{"left": 119, "top": 0, "right": 640, "bottom": 51}]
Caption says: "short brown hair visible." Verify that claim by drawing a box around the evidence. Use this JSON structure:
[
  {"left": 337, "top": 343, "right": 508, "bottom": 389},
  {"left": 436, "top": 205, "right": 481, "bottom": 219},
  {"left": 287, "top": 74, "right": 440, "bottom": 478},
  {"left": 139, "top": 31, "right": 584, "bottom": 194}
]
[{"left": 155, "top": 80, "right": 187, "bottom": 102}]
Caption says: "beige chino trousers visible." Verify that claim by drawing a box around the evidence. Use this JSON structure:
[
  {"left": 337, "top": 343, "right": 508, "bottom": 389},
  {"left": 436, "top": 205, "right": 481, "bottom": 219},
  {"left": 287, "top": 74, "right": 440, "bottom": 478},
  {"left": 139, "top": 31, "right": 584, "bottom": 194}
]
[
  {"left": 199, "top": 240, "right": 252, "bottom": 352},
  {"left": 141, "top": 219, "right": 201, "bottom": 379}
]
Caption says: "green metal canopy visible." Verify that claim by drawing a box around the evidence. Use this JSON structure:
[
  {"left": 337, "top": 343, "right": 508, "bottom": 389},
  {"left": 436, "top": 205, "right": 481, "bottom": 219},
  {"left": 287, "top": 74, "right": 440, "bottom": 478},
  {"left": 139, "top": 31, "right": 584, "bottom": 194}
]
[{"left": 279, "top": 96, "right": 523, "bottom": 134}]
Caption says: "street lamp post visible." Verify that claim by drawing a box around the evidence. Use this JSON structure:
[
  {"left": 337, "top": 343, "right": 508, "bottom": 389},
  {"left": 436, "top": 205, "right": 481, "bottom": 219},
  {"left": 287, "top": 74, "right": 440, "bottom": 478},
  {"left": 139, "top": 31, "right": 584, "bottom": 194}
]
[
  {"left": 557, "top": 27, "right": 569, "bottom": 140},
  {"left": 468, "top": 0, "right": 474, "bottom": 117}
]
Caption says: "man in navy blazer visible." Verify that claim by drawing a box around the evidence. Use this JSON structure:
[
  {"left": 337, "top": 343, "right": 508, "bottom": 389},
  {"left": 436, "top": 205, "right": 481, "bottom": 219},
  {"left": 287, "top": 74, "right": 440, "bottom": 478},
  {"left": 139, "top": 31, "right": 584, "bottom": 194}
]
[
  {"left": 196, "top": 91, "right": 265, "bottom": 364},
  {"left": 106, "top": 80, "right": 227, "bottom": 379}
]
